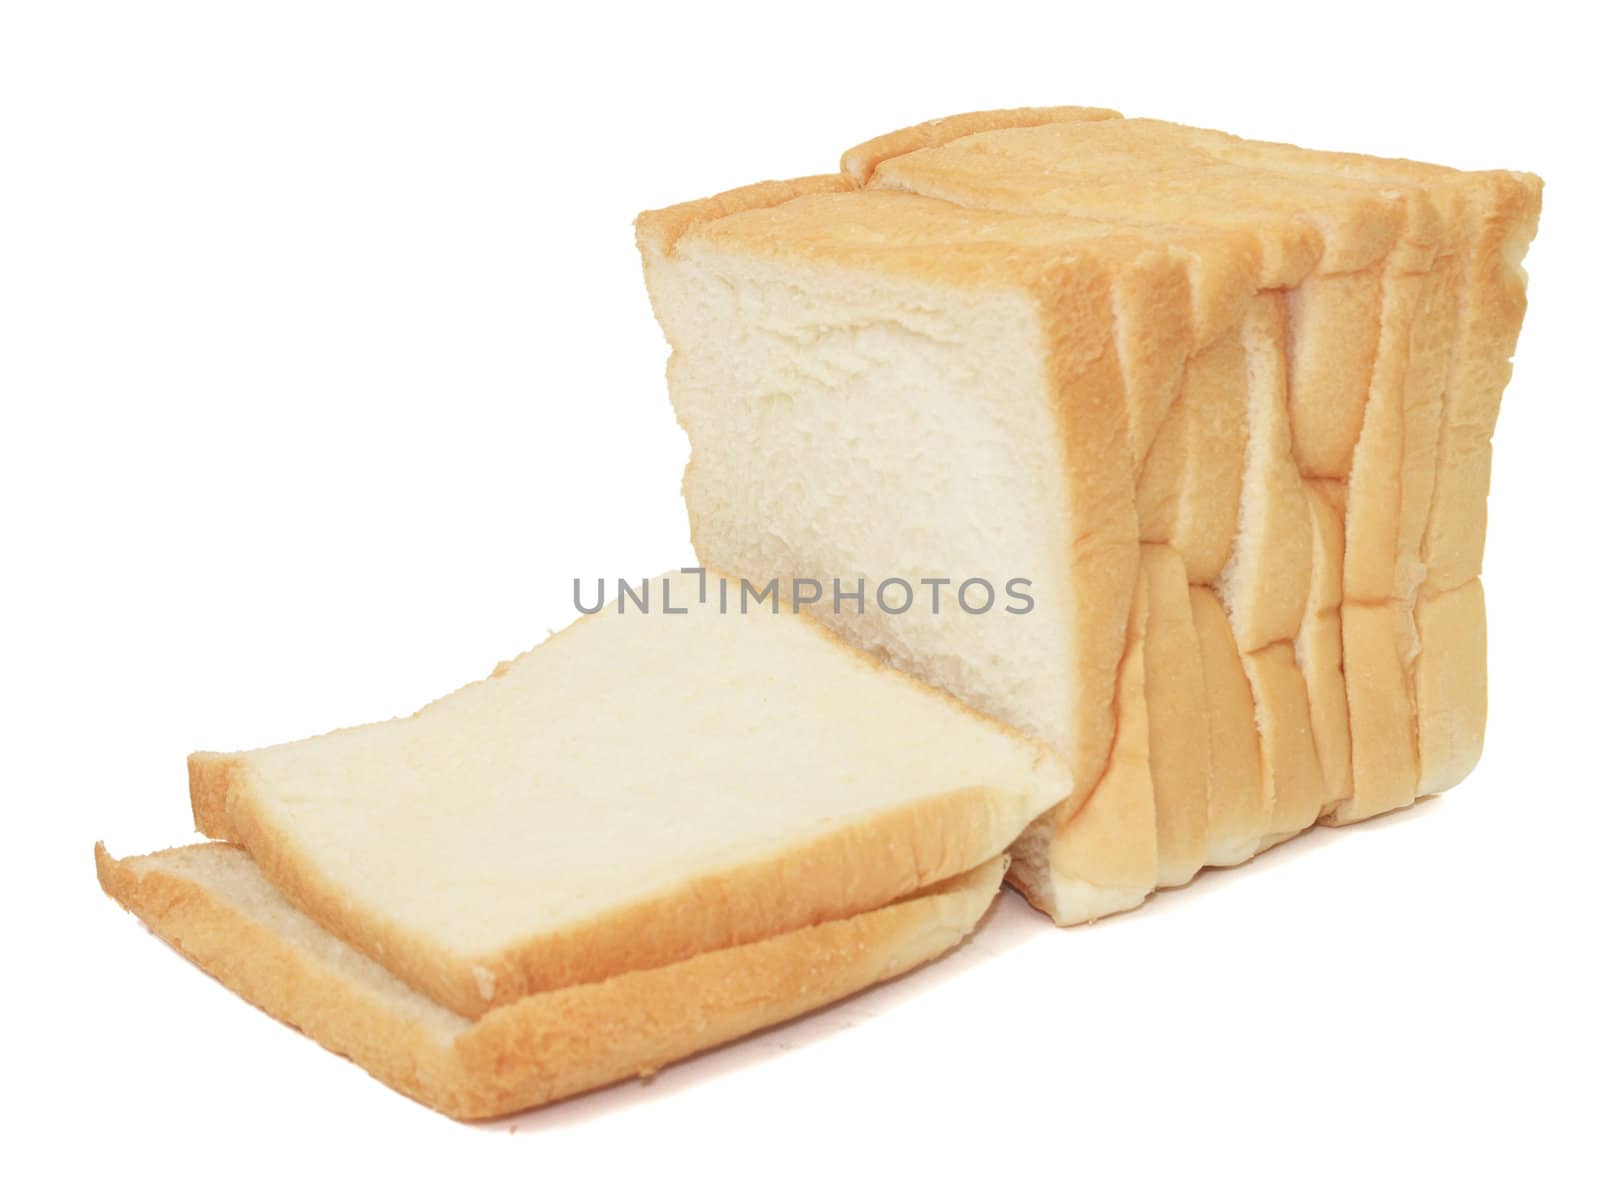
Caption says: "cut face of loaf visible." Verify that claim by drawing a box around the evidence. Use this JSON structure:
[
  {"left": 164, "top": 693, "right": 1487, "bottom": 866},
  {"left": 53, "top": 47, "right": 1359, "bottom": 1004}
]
[
  {"left": 96, "top": 843, "right": 1005, "bottom": 1119},
  {"left": 188, "top": 570, "right": 1070, "bottom": 1015},
  {"left": 638, "top": 109, "right": 1540, "bottom": 923}
]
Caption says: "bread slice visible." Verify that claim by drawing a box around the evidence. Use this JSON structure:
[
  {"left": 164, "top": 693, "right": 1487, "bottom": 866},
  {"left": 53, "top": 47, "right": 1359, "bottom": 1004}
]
[
  {"left": 1413, "top": 174, "right": 1541, "bottom": 796},
  {"left": 1189, "top": 586, "right": 1267, "bottom": 866},
  {"left": 1299, "top": 481, "right": 1354, "bottom": 812},
  {"left": 189, "top": 570, "right": 1069, "bottom": 1017},
  {"left": 841, "top": 105, "right": 1120, "bottom": 182},
  {"left": 1215, "top": 291, "right": 1321, "bottom": 847},
  {"left": 96, "top": 843, "right": 1004, "bottom": 1119},
  {"left": 1141, "top": 543, "right": 1211, "bottom": 887}
]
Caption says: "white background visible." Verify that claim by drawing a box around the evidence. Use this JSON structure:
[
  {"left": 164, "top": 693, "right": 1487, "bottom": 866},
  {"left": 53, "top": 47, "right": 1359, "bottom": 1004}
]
[{"left": 5, "top": 1, "right": 1596, "bottom": 1177}]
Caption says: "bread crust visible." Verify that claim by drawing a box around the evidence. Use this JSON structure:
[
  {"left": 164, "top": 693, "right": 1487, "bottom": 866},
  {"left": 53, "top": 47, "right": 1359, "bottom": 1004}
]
[
  {"left": 96, "top": 842, "right": 1004, "bottom": 1120},
  {"left": 635, "top": 174, "right": 854, "bottom": 256},
  {"left": 1413, "top": 173, "right": 1541, "bottom": 797},
  {"left": 1299, "top": 480, "right": 1353, "bottom": 813},
  {"left": 1415, "top": 579, "right": 1488, "bottom": 795}
]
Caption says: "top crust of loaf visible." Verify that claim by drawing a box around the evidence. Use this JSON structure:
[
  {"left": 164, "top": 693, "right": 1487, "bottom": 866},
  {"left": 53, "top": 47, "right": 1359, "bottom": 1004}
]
[
  {"left": 840, "top": 105, "right": 1121, "bottom": 184},
  {"left": 635, "top": 174, "right": 854, "bottom": 257},
  {"left": 865, "top": 119, "right": 1410, "bottom": 280},
  {"left": 189, "top": 570, "right": 1071, "bottom": 1019}
]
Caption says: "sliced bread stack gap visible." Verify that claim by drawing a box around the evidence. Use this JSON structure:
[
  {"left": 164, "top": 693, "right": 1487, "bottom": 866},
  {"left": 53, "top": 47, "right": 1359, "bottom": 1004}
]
[
  {"left": 99, "top": 571, "right": 1073, "bottom": 1116},
  {"left": 637, "top": 108, "right": 1540, "bottom": 925}
]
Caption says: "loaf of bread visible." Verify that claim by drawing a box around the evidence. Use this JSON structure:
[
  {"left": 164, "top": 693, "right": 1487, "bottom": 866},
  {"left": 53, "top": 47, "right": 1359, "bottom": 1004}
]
[
  {"left": 95, "top": 109, "right": 1542, "bottom": 1121},
  {"left": 96, "top": 842, "right": 1005, "bottom": 1118},
  {"left": 637, "top": 108, "right": 1541, "bottom": 923}
]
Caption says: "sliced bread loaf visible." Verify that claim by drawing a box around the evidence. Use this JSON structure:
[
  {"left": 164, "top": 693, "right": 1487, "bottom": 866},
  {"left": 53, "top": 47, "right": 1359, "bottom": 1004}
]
[
  {"left": 638, "top": 108, "right": 1540, "bottom": 923},
  {"left": 188, "top": 569, "right": 1069, "bottom": 1016}
]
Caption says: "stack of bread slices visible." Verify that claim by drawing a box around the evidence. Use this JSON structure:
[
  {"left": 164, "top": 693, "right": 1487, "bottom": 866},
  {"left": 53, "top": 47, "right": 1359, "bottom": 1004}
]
[
  {"left": 98, "top": 572, "right": 1073, "bottom": 1117},
  {"left": 638, "top": 107, "right": 1541, "bottom": 924},
  {"left": 100, "top": 108, "right": 1540, "bottom": 1118}
]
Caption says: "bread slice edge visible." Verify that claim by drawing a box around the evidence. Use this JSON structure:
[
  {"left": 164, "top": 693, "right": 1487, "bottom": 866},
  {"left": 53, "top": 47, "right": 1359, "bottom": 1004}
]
[{"left": 95, "top": 842, "right": 1004, "bottom": 1120}]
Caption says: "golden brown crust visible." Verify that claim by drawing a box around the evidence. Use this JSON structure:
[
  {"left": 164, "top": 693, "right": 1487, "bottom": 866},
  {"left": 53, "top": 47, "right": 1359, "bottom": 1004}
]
[
  {"left": 1109, "top": 245, "right": 1195, "bottom": 469},
  {"left": 1394, "top": 191, "right": 1465, "bottom": 616},
  {"left": 635, "top": 174, "right": 854, "bottom": 257},
  {"left": 864, "top": 118, "right": 1398, "bottom": 282},
  {"left": 1409, "top": 172, "right": 1541, "bottom": 797},
  {"left": 189, "top": 565, "right": 1065, "bottom": 1018},
  {"left": 187, "top": 751, "right": 238, "bottom": 837},
  {"left": 96, "top": 842, "right": 1004, "bottom": 1120},
  {"left": 1419, "top": 169, "right": 1540, "bottom": 594},
  {"left": 840, "top": 106, "right": 1121, "bottom": 185},
  {"left": 1298, "top": 178, "right": 1440, "bottom": 823},
  {"left": 1167, "top": 330, "right": 1250, "bottom": 586},
  {"left": 1341, "top": 188, "right": 1442, "bottom": 602},
  {"left": 1414, "top": 579, "right": 1488, "bottom": 796},
  {"left": 1301, "top": 480, "right": 1353, "bottom": 815},
  {"left": 1222, "top": 293, "right": 1314, "bottom": 642},
  {"left": 1028, "top": 254, "right": 1143, "bottom": 794}
]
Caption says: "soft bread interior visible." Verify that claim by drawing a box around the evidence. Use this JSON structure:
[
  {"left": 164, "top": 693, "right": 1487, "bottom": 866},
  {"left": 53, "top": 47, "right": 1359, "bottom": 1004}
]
[
  {"left": 649, "top": 248, "right": 1079, "bottom": 757},
  {"left": 96, "top": 843, "right": 1005, "bottom": 1120}
]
